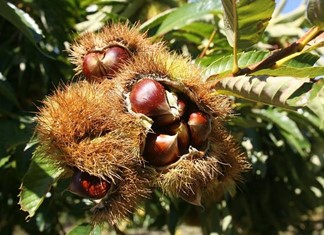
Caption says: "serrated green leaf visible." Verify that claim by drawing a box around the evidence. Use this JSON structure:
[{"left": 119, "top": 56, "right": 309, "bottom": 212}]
[
  {"left": 214, "top": 75, "right": 311, "bottom": 109},
  {"left": 200, "top": 51, "right": 321, "bottom": 79},
  {"left": 235, "top": 0, "right": 275, "bottom": 48},
  {"left": 19, "top": 148, "right": 64, "bottom": 219},
  {"left": 273, "top": 34, "right": 324, "bottom": 68},
  {"left": 200, "top": 51, "right": 270, "bottom": 77},
  {"left": 0, "top": 0, "right": 43, "bottom": 45},
  {"left": 252, "top": 66, "right": 324, "bottom": 78},
  {"left": 283, "top": 53, "right": 320, "bottom": 68},
  {"left": 221, "top": 0, "right": 237, "bottom": 47},
  {"left": 156, "top": 0, "right": 222, "bottom": 36},
  {"left": 67, "top": 223, "right": 102, "bottom": 235},
  {"left": 220, "top": 0, "right": 275, "bottom": 49},
  {"left": 307, "top": 0, "right": 324, "bottom": 27}
]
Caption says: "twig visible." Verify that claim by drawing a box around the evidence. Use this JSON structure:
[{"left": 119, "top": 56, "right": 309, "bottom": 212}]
[
  {"left": 233, "top": 26, "right": 322, "bottom": 76},
  {"left": 199, "top": 28, "right": 217, "bottom": 58}
]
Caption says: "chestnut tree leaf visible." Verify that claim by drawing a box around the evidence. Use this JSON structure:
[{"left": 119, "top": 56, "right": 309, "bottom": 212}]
[
  {"left": 307, "top": 0, "right": 324, "bottom": 27},
  {"left": 140, "top": 8, "right": 176, "bottom": 32},
  {"left": 214, "top": 75, "right": 312, "bottom": 109},
  {"left": 229, "top": 0, "right": 275, "bottom": 48},
  {"left": 252, "top": 108, "right": 311, "bottom": 156},
  {"left": 200, "top": 51, "right": 270, "bottom": 77},
  {"left": 200, "top": 51, "right": 320, "bottom": 79},
  {"left": 287, "top": 79, "right": 324, "bottom": 128},
  {"left": 156, "top": 0, "right": 222, "bottom": 36},
  {"left": 252, "top": 66, "right": 324, "bottom": 78},
  {"left": 221, "top": 0, "right": 238, "bottom": 47},
  {"left": 19, "top": 147, "right": 64, "bottom": 220},
  {"left": 0, "top": 0, "right": 43, "bottom": 46},
  {"left": 283, "top": 53, "right": 320, "bottom": 68},
  {"left": 67, "top": 223, "right": 102, "bottom": 235}
]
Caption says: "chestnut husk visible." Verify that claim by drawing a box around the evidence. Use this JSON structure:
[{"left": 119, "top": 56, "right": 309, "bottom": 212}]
[
  {"left": 69, "top": 23, "right": 161, "bottom": 82},
  {"left": 118, "top": 46, "right": 250, "bottom": 205},
  {"left": 36, "top": 80, "right": 151, "bottom": 224}
]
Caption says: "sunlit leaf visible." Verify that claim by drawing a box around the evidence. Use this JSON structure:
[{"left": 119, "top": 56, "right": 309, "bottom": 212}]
[
  {"left": 156, "top": 0, "right": 222, "bottom": 36},
  {"left": 19, "top": 148, "right": 64, "bottom": 219},
  {"left": 214, "top": 75, "right": 311, "bottom": 109},
  {"left": 201, "top": 51, "right": 321, "bottom": 79},
  {"left": 252, "top": 66, "right": 324, "bottom": 78},
  {"left": 287, "top": 79, "right": 324, "bottom": 128},
  {"left": 221, "top": 0, "right": 237, "bottom": 47},
  {"left": 234, "top": 0, "right": 275, "bottom": 48},
  {"left": 283, "top": 53, "right": 319, "bottom": 68},
  {"left": 67, "top": 223, "right": 102, "bottom": 235},
  {"left": 307, "top": 0, "right": 324, "bottom": 27},
  {"left": 180, "top": 22, "right": 216, "bottom": 39},
  {"left": 0, "top": 0, "right": 43, "bottom": 46},
  {"left": 200, "top": 51, "right": 269, "bottom": 78},
  {"left": 0, "top": 155, "right": 11, "bottom": 168}
]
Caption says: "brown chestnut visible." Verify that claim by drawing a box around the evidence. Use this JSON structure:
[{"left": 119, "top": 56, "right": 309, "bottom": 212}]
[
  {"left": 68, "top": 169, "right": 110, "bottom": 199},
  {"left": 143, "top": 133, "right": 179, "bottom": 167},
  {"left": 188, "top": 112, "right": 211, "bottom": 147},
  {"left": 168, "top": 121, "right": 190, "bottom": 153},
  {"left": 82, "top": 46, "right": 130, "bottom": 80},
  {"left": 130, "top": 79, "right": 171, "bottom": 117}
]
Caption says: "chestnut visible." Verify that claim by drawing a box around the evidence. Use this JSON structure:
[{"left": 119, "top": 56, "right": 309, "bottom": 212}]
[
  {"left": 177, "top": 99, "right": 186, "bottom": 117},
  {"left": 130, "top": 78, "right": 171, "bottom": 117},
  {"left": 168, "top": 121, "right": 190, "bottom": 153},
  {"left": 82, "top": 45, "right": 130, "bottom": 80},
  {"left": 143, "top": 133, "right": 179, "bottom": 167},
  {"left": 153, "top": 97, "right": 186, "bottom": 126},
  {"left": 68, "top": 169, "right": 110, "bottom": 199},
  {"left": 188, "top": 112, "right": 212, "bottom": 148}
]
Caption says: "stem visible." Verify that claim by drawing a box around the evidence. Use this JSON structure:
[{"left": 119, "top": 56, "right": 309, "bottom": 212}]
[
  {"left": 233, "top": 26, "right": 322, "bottom": 76},
  {"left": 274, "top": 26, "right": 322, "bottom": 67},
  {"left": 232, "top": 42, "right": 240, "bottom": 74},
  {"left": 232, "top": 0, "right": 240, "bottom": 74},
  {"left": 296, "top": 26, "right": 321, "bottom": 50},
  {"left": 199, "top": 29, "right": 217, "bottom": 58}
]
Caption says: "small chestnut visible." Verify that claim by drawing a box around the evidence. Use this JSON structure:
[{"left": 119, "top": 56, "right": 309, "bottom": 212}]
[
  {"left": 176, "top": 99, "right": 187, "bottom": 118},
  {"left": 143, "top": 133, "right": 179, "bottom": 166},
  {"left": 68, "top": 169, "right": 110, "bottom": 199},
  {"left": 82, "top": 45, "right": 130, "bottom": 80},
  {"left": 168, "top": 121, "right": 190, "bottom": 153},
  {"left": 188, "top": 112, "right": 212, "bottom": 147}
]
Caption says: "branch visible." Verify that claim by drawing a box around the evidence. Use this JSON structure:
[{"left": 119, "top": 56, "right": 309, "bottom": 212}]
[{"left": 233, "top": 26, "right": 322, "bottom": 76}]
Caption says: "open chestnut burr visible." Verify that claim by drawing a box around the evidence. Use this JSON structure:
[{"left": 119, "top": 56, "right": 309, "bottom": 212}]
[
  {"left": 36, "top": 23, "right": 249, "bottom": 225},
  {"left": 118, "top": 48, "right": 249, "bottom": 206}
]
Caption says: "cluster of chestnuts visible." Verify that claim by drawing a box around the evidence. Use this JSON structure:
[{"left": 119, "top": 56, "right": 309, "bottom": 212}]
[
  {"left": 129, "top": 78, "right": 212, "bottom": 167},
  {"left": 36, "top": 23, "right": 249, "bottom": 225}
]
